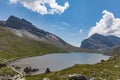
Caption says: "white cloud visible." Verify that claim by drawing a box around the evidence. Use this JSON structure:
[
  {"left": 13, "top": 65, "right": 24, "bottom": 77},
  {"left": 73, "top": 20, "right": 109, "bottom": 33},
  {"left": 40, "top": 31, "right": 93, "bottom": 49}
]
[
  {"left": 9, "top": 0, "right": 69, "bottom": 15},
  {"left": 74, "top": 43, "right": 80, "bottom": 47},
  {"left": 88, "top": 10, "right": 120, "bottom": 38},
  {"left": 80, "top": 29, "right": 83, "bottom": 34},
  {"left": 61, "top": 22, "right": 70, "bottom": 26},
  {"left": 51, "top": 24, "right": 66, "bottom": 30},
  {"left": 9, "top": 0, "right": 17, "bottom": 4}
]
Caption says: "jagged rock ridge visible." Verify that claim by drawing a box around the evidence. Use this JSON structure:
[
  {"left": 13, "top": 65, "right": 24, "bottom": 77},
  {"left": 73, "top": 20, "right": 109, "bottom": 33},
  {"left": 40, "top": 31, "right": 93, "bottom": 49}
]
[{"left": 81, "top": 33, "right": 120, "bottom": 50}]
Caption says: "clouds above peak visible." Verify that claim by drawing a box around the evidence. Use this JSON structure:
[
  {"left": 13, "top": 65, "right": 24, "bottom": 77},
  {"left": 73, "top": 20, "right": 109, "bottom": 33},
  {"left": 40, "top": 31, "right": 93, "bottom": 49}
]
[
  {"left": 9, "top": 0, "right": 69, "bottom": 15},
  {"left": 88, "top": 10, "right": 120, "bottom": 38}
]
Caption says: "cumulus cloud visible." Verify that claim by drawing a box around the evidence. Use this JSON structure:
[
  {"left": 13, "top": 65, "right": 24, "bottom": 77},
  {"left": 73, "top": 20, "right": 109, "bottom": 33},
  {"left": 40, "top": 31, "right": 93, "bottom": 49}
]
[
  {"left": 88, "top": 10, "right": 120, "bottom": 38},
  {"left": 9, "top": 0, "right": 69, "bottom": 15}
]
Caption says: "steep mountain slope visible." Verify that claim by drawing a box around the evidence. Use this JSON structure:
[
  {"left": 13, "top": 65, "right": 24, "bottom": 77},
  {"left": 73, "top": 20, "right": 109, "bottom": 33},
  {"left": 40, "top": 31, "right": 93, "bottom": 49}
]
[
  {"left": 0, "top": 27, "right": 65, "bottom": 63},
  {"left": 81, "top": 33, "right": 120, "bottom": 50},
  {"left": 1, "top": 16, "right": 72, "bottom": 49},
  {"left": 107, "top": 45, "right": 120, "bottom": 55}
]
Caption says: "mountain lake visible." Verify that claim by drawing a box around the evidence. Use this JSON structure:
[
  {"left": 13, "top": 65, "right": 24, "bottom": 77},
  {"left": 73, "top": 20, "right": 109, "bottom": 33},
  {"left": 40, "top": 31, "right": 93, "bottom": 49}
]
[{"left": 11, "top": 52, "right": 110, "bottom": 74}]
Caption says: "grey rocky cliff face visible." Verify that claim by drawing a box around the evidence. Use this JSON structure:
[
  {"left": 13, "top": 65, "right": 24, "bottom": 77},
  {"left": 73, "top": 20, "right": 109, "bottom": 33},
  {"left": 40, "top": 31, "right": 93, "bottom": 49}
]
[{"left": 81, "top": 33, "right": 120, "bottom": 51}]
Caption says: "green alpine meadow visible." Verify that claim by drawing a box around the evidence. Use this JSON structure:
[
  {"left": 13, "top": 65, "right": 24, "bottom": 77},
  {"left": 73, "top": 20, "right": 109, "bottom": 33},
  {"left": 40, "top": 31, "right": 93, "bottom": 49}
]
[{"left": 0, "top": 27, "right": 65, "bottom": 63}]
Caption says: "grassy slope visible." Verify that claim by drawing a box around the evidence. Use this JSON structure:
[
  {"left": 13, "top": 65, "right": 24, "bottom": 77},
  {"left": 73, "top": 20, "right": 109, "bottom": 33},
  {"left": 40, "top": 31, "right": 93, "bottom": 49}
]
[
  {"left": 0, "top": 27, "right": 65, "bottom": 63},
  {"left": 0, "top": 67, "right": 17, "bottom": 75},
  {"left": 26, "top": 56, "right": 120, "bottom": 80}
]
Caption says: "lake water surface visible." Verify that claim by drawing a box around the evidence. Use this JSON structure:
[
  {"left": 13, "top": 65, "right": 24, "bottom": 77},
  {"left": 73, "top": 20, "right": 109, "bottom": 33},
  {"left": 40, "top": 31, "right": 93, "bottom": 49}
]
[{"left": 13, "top": 52, "right": 110, "bottom": 74}]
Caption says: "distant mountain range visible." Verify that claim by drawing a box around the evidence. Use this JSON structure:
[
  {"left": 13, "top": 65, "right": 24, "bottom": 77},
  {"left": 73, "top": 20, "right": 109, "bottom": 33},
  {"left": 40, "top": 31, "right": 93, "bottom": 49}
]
[
  {"left": 0, "top": 16, "right": 79, "bottom": 51},
  {"left": 81, "top": 33, "right": 120, "bottom": 51},
  {"left": 1, "top": 16, "right": 119, "bottom": 57}
]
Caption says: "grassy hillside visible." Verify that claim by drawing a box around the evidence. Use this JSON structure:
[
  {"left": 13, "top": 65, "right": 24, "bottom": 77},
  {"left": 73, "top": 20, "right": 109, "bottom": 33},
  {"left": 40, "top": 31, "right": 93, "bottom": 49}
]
[
  {"left": 0, "top": 27, "right": 65, "bottom": 63},
  {"left": 0, "top": 67, "right": 17, "bottom": 75},
  {"left": 26, "top": 56, "right": 120, "bottom": 80}
]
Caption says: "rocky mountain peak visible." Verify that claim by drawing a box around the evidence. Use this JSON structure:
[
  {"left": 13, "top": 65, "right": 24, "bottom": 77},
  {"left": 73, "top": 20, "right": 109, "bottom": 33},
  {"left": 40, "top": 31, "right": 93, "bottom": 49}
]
[
  {"left": 0, "top": 16, "right": 72, "bottom": 49},
  {"left": 81, "top": 33, "right": 120, "bottom": 50},
  {"left": 6, "top": 15, "right": 33, "bottom": 29},
  {"left": 7, "top": 15, "right": 20, "bottom": 21},
  {"left": 89, "top": 33, "right": 104, "bottom": 38}
]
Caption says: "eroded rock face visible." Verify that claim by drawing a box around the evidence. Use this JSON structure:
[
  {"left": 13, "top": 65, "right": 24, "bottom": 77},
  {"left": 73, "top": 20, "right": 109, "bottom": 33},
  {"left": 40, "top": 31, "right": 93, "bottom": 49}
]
[{"left": 81, "top": 33, "right": 120, "bottom": 51}]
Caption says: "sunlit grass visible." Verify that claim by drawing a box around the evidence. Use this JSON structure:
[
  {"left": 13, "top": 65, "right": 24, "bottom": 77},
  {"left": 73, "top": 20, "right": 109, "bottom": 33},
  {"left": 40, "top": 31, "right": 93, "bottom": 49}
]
[
  {"left": 0, "top": 27, "right": 65, "bottom": 63},
  {"left": 0, "top": 67, "right": 17, "bottom": 75}
]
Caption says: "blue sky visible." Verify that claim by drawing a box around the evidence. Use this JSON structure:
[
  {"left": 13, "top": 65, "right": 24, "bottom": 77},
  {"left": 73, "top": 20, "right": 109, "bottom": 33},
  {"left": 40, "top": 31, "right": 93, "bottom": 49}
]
[{"left": 0, "top": 0, "right": 120, "bottom": 47}]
